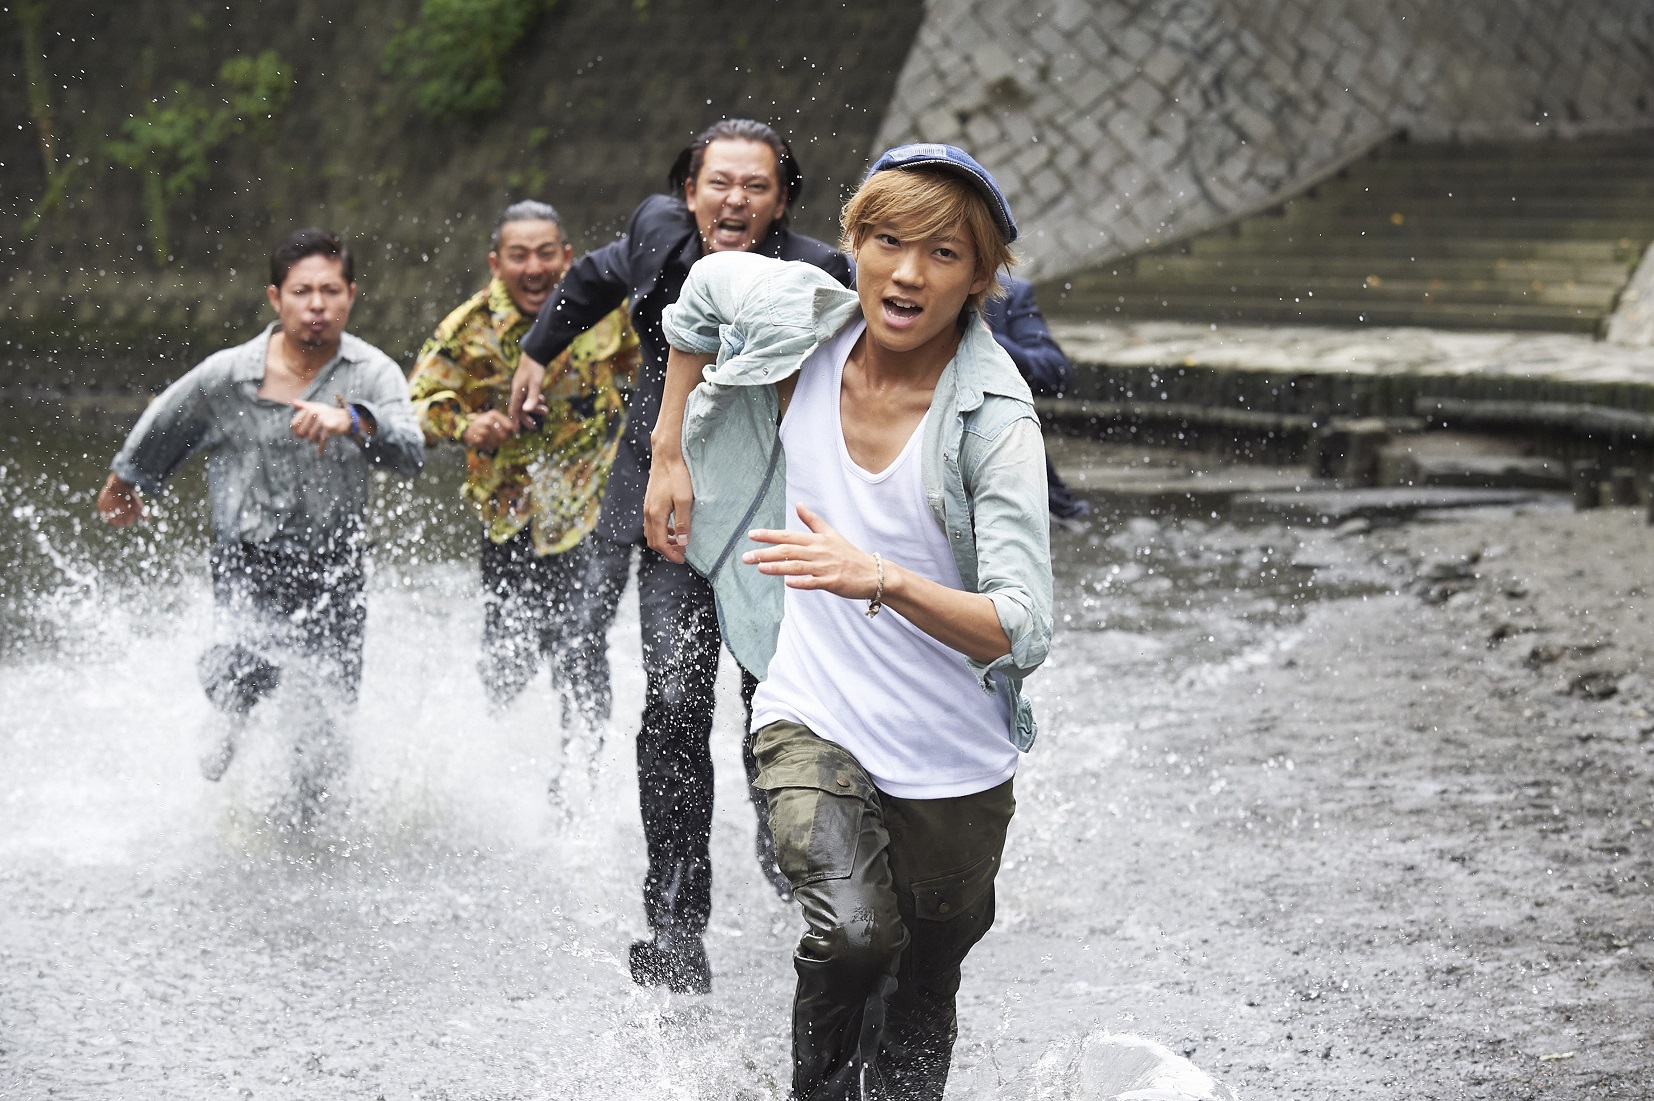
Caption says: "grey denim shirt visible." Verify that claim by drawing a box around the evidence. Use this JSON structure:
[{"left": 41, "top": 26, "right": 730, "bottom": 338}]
[
  {"left": 112, "top": 324, "right": 424, "bottom": 548},
  {"left": 661, "top": 251, "right": 1054, "bottom": 751}
]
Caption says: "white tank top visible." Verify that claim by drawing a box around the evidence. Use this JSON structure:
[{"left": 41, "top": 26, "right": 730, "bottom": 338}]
[{"left": 749, "top": 320, "right": 1017, "bottom": 799}]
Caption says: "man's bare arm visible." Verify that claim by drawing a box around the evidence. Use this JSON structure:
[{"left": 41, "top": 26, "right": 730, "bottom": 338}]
[{"left": 643, "top": 348, "right": 717, "bottom": 562}]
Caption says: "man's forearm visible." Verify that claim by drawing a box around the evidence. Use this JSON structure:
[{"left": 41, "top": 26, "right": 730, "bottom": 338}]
[
  {"left": 883, "top": 565, "right": 1012, "bottom": 664},
  {"left": 650, "top": 348, "right": 716, "bottom": 456}
]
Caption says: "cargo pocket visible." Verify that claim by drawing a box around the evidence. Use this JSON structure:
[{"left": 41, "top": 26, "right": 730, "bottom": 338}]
[
  {"left": 756, "top": 754, "right": 875, "bottom": 887},
  {"left": 911, "top": 853, "right": 999, "bottom": 923}
]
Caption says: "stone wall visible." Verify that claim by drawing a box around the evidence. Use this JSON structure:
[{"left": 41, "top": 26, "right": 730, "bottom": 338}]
[
  {"left": 0, "top": 0, "right": 922, "bottom": 387},
  {"left": 873, "top": 0, "right": 1654, "bottom": 281}
]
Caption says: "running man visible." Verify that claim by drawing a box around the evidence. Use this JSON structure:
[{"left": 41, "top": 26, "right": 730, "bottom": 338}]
[
  {"left": 98, "top": 228, "right": 423, "bottom": 809},
  {"left": 509, "top": 119, "right": 852, "bottom": 993},
  {"left": 408, "top": 201, "right": 640, "bottom": 730},
  {"left": 646, "top": 145, "right": 1052, "bottom": 1099}
]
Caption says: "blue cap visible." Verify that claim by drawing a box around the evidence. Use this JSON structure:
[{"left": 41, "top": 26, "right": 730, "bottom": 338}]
[{"left": 865, "top": 143, "right": 1019, "bottom": 244}]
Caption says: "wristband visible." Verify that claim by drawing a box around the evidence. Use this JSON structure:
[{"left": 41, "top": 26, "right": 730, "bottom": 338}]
[
  {"left": 866, "top": 552, "right": 884, "bottom": 618},
  {"left": 347, "top": 403, "right": 363, "bottom": 441}
]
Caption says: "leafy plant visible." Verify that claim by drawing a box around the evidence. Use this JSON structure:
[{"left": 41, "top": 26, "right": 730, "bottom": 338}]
[
  {"left": 14, "top": 0, "right": 74, "bottom": 236},
  {"left": 13, "top": 1, "right": 57, "bottom": 179},
  {"left": 383, "top": 0, "right": 556, "bottom": 122},
  {"left": 105, "top": 50, "right": 291, "bottom": 265}
]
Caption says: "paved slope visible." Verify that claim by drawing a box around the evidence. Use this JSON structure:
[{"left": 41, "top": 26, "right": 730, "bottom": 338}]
[{"left": 1045, "top": 135, "right": 1654, "bottom": 334}]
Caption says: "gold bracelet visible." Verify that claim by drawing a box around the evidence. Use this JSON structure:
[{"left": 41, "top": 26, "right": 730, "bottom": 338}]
[{"left": 866, "top": 552, "right": 884, "bottom": 618}]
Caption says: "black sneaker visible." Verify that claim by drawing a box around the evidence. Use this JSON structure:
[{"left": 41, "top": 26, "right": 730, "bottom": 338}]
[{"left": 629, "top": 931, "right": 712, "bottom": 994}]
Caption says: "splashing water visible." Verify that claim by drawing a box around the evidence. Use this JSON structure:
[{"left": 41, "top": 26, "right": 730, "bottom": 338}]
[{"left": 1, "top": 405, "right": 1339, "bottom": 1097}]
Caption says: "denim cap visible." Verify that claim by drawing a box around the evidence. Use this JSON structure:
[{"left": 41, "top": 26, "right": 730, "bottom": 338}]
[{"left": 865, "top": 143, "right": 1019, "bottom": 244}]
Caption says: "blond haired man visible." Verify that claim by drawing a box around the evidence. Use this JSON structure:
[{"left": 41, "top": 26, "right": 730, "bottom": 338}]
[{"left": 646, "top": 145, "right": 1052, "bottom": 1100}]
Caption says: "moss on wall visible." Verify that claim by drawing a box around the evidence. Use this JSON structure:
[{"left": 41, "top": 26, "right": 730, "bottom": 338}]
[{"left": 0, "top": 0, "right": 923, "bottom": 391}]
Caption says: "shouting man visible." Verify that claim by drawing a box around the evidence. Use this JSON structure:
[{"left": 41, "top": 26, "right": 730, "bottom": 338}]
[
  {"left": 98, "top": 228, "right": 423, "bottom": 810},
  {"left": 409, "top": 201, "right": 640, "bottom": 735},
  {"left": 647, "top": 145, "right": 1052, "bottom": 1099},
  {"left": 509, "top": 119, "right": 852, "bottom": 994}
]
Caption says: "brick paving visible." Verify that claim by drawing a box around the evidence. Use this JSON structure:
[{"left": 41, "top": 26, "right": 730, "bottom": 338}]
[{"left": 874, "top": 0, "right": 1654, "bottom": 282}]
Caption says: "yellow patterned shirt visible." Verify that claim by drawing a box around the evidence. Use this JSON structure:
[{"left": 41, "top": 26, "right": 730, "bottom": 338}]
[{"left": 409, "top": 278, "right": 641, "bottom": 555}]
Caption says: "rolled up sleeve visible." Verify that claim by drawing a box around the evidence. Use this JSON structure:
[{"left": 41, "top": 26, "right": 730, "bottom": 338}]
[
  {"left": 963, "top": 416, "right": 1054, "bottom": 680},
  {"left": 354, "top": 359, "right": 425, "bottom": 478}
]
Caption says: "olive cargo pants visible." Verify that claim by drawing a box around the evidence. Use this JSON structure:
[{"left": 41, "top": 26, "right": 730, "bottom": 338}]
[{"left": 753, "top": 720, "right": 1015, "bottom": 1101}]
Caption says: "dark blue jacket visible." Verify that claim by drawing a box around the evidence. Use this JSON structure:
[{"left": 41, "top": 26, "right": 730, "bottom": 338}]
[
  {"left": 982, "top": 275, "right": 1089, "bottom": 521},
  {"left": 982, "top": 275, "right": 1072, "bottom": 397},
  {"left": 521, "top": 193, "right": 851, "bottom": 541}
]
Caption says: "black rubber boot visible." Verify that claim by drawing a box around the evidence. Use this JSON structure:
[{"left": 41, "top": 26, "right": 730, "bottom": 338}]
[{"left": 628, "top": 930, "right": 711, "bottom": 995}]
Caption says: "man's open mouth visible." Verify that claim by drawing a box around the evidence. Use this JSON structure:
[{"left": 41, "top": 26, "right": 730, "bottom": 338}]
[{"left": 884, "top": 297, "right": 922, "bottom": 320}]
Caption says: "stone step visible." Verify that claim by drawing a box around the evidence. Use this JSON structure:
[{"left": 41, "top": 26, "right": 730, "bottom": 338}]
[
  {"left": 1063, "top": 272, "right": 1620, "bottom": 308},
  {"left": 1229, "top": 485, "right": 1556, "bottom": 523},
  {"left": 1376, "top": 143, "right": 1654, "bottom": 162},
  {"left": 1314, "top": 175, "right": 1654, "bottom": 198},
  {"left": 1333, "top": 157, "right": 1654, "bottom": 180},
  {"left": 1323, "top": 198, "right": 1654, "bottom": 220},
  {"left": 1048, "top": 134, "right": 1654, "bottom": 333},
  {"left": 1047, "top": 293, "right": 1602, "bottom": 331},
  {"left": 1184, "top": 236, "right": 1635, "bottom": 263},
  {"left": 1232, "top": 215, "right": 1654, "bottom": 241},
  {"left": 1063, "top": 286, "right": 1615, "bottom": 319},
  {"left": 1090, "top": 253, "right": 1631, "bottom": 287}
]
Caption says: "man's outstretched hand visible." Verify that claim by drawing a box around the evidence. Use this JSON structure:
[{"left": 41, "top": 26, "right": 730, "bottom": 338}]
[
  {"left": 741, "top": 504, "right": 880, "bottom": 598},
  {"left": 97, "top": 472, "right": 146, "bottom": 527}
]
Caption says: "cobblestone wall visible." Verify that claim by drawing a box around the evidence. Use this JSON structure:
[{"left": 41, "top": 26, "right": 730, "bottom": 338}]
[{"left": 873, "top": 1, "right": 1654, "bottom": 280}]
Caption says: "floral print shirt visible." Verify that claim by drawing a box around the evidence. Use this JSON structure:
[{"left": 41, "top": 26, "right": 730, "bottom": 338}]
[{"left": 409, "top": 278, "right": 641, "bottom": 555}]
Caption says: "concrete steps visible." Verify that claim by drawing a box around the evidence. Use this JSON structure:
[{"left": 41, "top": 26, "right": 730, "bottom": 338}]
[
  {"left": 1073, "top": 296, "right": 1603, "bottom": 332},
  {"left": 1043, "top": 133, "right": 1654, "bottom": 333}
]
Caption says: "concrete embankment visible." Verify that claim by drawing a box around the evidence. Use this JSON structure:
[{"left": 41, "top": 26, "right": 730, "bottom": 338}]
[{"left": 1046, "top": 321, "right": 1654, "bottom": 493}]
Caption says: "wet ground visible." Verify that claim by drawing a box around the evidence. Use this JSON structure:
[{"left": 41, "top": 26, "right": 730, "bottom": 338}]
[{"left": 3, "top": 403, "right": 1652, "bottom": 1099}]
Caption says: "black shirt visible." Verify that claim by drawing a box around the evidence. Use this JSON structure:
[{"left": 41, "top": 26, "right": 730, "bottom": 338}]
[{"left": 522, "top": 193, "right": 852, "bottom": 543}]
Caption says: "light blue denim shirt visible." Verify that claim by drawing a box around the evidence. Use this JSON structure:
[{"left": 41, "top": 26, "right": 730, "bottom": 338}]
[
  {"left": 112, "top": 324, "right": 424, "bottom": 549},
  {"left": 661, "top": 251, "right": 1054, "bottom": 751}
]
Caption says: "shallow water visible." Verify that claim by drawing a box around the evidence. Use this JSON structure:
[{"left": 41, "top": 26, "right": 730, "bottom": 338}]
[{"left": 0, "top": 401, "right": 1387, "bottom": 1098}]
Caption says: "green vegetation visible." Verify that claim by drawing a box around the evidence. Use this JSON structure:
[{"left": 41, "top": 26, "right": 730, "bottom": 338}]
[
  {"left": 104, "top": 50, "right": 292, "bottom": 265},
  {"left": 13, "top": 2, "right": 58, "bottom": 177},
  {"left": 14, "top": 1, "right": 71, "bottom": 236},
  {"left": 382, "top": 0, "right": 557, "bottom": 122}
]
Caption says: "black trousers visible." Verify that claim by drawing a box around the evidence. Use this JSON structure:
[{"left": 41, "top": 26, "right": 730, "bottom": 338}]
[
  {"left": 200, "top": 539, "right": 367, "bottom": 714},
  {"left": 573, "top": 535, "right": 772, "bottom": 935},
  {"left": 753, "top": 721, "right": 1015, "bottom": 1101},
  {"left": 478, "top": 528, "right": 605, "bottom": 718}
]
